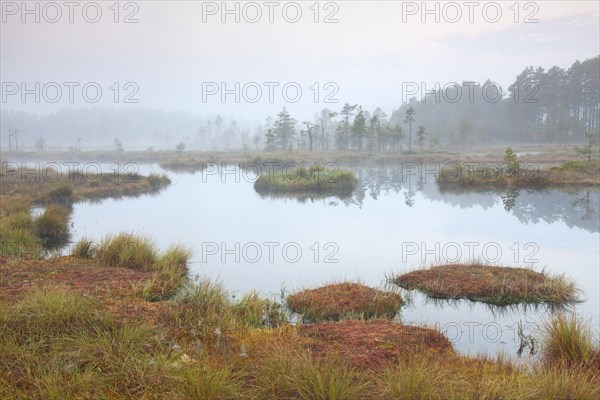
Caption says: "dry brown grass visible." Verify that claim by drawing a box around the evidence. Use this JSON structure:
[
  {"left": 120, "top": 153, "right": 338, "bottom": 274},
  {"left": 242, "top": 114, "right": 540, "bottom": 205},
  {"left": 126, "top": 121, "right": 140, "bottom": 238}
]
[
  {"left": 394, "top": 263, "right": 580, "bottom": 306},
  {"left": 287, "top": 282, "right": 403, "bottom": 322}
]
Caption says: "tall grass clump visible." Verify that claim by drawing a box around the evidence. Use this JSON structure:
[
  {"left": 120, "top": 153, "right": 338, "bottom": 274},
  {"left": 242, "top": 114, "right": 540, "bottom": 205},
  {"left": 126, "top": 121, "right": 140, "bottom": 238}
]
[
  {"left": 5, "top": 286, "right": 96, "bottom": 339},
  {"left": 0, "top": 228, "right": 41, "bottom": 259},
  {"left": 96, "top": 233, "right": 158, "bottom": 270},
  {"left": 380, "top": 358, "right": 449, "bottom": 400},
  {"left": 60, "top": 320, "right": 175, "bottom": 398},
  {"left": 0, "top": 199, "right": 40, "bottom": 258},
  {"left": 140, "top": 244, "right": 192, "bottom": 301},
  {"left": 530, "top": 367, "right": 600, "bottom": 400},
  {"left": 146, "top": 173, "right": 171, "bottom": 190},
  {"left": 168, "top": 279, "right": 236, "bottom": 342},
  {"left": 250, "top": 345, "right": 367, "bottom": 400},
  {"left": 542, "top": 313, "right": 597, "bottom": 366},
  {"left": 157, "top": 244, "right": 192, "bottom": 269},
  {"left": 43, "top": 183, "right": 73, "bottom": 205},
  {"left": 233, "top": 291, "right": 287, "bottom": 328},
  {"left": 71, "top": 237, "right": 97, "bottom": 259},
  {"left": 175, "top": 362, "right": 243, "bottom": 400},
  {"left": 32, "top": 204, "right": 71, "bottom": 249},
  {"left": 142, "top": 263, "right": 188, "bottom": 302},
  {"left": 288, "top": 351, "right": 368, "bottom": 400}
]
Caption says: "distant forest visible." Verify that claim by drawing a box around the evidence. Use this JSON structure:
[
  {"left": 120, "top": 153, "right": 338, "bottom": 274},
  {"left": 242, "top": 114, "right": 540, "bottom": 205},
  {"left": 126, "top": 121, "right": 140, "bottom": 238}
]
[
  {"left": 1, "top": 55, "right": 598, "bottom": 151},
  {"left": 389, "top": 55, "right": 600, "bottom": 146}
]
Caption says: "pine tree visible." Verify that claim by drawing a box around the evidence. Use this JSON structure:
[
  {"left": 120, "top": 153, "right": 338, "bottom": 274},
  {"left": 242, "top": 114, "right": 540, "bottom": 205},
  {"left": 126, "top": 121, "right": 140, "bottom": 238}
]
[
  {"left": 404, "top": 107, "right": 416, "bottom": 151},
  {"left": 351, "top": 107, "right": 367, "bottom": 151},
  {"left": 272, "top": 107, "right": 296, "bottom": 150},
  {"left": 503, "top": 147, "right": 519, "bottom": 177},
  {"left": 416, "top": 126, "right": 427, "bottom": 151}
]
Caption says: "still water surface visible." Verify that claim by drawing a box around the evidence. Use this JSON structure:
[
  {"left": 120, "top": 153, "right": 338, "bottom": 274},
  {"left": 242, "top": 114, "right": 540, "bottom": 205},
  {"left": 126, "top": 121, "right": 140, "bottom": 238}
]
[{"left": 69, "top": 164, "right": 600, "bottom": 358}]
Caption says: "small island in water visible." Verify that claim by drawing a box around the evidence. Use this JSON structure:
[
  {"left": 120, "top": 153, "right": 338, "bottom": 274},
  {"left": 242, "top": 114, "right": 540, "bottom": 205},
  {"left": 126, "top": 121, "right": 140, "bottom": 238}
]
[
  {"left": 394, "top": 263, "right": 581, "bottom": 306},
  {"left": 253, "top": 165, "right": 358, "bottom": 198}
]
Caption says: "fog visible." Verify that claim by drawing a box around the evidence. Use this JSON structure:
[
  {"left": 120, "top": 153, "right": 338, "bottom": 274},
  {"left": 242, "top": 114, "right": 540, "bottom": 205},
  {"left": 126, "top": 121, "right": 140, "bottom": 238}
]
[{"left": 1, "top": 1, "right": 599, "bottom": 149}]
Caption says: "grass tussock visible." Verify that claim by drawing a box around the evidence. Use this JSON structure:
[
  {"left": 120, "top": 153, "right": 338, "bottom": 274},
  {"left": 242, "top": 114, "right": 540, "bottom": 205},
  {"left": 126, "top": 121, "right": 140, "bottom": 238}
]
[
  {"left": 164, "top": 279, "right": 237, "bottom": 345},
  {"left": 286, "top": 351, "right": 369, "bottom": 400},
  {"left": 141, "top": 263, "right": 189, "bottom": 302},
  {"left": 70, "top": 237, "right": 96, "bottom": 259},
  {"left": 174, "top": 362, "right": 244, "bottom": 400},
  {"left": 378, "top": 354, "right": 600, "bottom": 400},
  {"left": 4, "top": 286, "right": 97, "bottom": 338},
  {"left": 0, "top": 228, "right": 41, "bottom": 260},
  {"left": 287, "top": 282, "right": 403, "bottom": 322},
  {"left": 42, "top": 183, "right": 74, "bottom": 205},
  {"left": 233, "top": 291, "right": 287, "bottom": 329},
  {"left": 394, "top": 263, "right": 580, "bottom": 306},
  {"left": 254, "top": 165, "right": 357, "bottom": 197},
  {"left": 380, "top": 357, "right": 451, "bottom": 400},
  {"left": 161, "top": 278, "right": 287, "bottom": 350},
  {"left": 138, "top": 244, "right": 194, "bottom": 301},
  {"left": 158, "top": 244, "right": 193, "bottom": 269},
  {"left": 32, "top": 204, "right": 71, "bottom": 249},
  {"left": 96, "top": 233, "right": 158, "bottom": 270},
  {"left": 542, "top": 313, "right": 598, "bottom": 368},
  {"left": 249, "top": 343, "right": 369, "bottom": 400},
  {"left": 92, "top": 234, "right": 193, "bottom": 301},
  {"left": 0, "top": 198, "right": 41, "bottom": 259},
  {"left": 70, "top": 234, "right": 193, "bottom": 302}
]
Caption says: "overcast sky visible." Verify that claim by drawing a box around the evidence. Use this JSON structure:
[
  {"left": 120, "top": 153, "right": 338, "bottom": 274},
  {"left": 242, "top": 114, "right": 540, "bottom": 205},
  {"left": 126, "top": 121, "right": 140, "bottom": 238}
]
[{"left": 1, "top": 0, "right": 599, "bottom": 120}]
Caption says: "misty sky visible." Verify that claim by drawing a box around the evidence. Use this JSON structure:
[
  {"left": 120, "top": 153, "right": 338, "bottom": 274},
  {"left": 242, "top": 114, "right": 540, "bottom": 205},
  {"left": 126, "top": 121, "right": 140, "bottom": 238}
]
[{"left": 1, "top": 1, "right": 599, "bottom": 120}]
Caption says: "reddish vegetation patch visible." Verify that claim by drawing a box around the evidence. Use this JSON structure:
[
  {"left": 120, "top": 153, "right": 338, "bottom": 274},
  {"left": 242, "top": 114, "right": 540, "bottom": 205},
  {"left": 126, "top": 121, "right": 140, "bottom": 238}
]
[
  {"left": 287, "top": 283, "right": 403, "bottom": 321},
  {"left": 395, "top": 264, "right": 576, "bottom": 306},
  {"left": 302, "top": 319, "right": 454, "bottom": 369},
  {"left": 0, "top": 257, "right": 164, "bottom": 322}
]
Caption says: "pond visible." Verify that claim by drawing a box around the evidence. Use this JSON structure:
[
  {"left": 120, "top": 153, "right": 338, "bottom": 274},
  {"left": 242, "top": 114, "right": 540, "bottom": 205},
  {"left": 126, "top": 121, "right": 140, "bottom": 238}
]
[{"left": 68, "top": 164, "right": 600, "bottom": 358}]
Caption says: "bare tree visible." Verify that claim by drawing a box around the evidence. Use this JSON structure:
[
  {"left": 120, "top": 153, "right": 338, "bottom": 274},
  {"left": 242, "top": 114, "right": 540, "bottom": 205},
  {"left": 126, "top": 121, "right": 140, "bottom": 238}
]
[{"left": 303, "top": 121, "right": 318, "bottom": 152}]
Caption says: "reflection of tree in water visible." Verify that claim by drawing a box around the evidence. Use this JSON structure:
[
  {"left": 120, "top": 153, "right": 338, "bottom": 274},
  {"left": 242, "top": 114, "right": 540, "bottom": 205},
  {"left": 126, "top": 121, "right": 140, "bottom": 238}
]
[
  {"left": 403, "top": 175, "right": 416, "bottom": 207},
  {"left": 346, "top": 167, "right": 599, "bottom": 233},
  {"left": 501, "top": 190, "right": 519, "bottom": 212},
  {"left": 572, "top": 191, "right": 595, "bottom": 221},
  {"left": 510, "top": 189, "right": 599, "bottom": 233},
  {"left": 262, "top": 166, "right": 598, "bottom": 233}
]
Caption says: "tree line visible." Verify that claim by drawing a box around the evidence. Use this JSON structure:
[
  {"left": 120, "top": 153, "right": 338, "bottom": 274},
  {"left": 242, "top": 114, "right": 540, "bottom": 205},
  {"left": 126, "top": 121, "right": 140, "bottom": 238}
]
[{"left": 258, "top": 55, "right": 599, "bottom": 151}]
